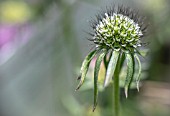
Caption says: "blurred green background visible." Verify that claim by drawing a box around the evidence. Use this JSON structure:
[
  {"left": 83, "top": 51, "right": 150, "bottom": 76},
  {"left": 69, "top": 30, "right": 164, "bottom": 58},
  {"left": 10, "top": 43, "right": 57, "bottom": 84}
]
[{"left": 0, "top": 0, "right": 170, "bottom": 116}]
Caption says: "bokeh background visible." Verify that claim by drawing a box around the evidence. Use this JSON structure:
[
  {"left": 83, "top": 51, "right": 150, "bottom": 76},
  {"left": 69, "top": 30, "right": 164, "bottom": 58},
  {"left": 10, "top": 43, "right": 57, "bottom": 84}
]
[{"left": 0, "top": 0, "right": 170, "bottom": 116}]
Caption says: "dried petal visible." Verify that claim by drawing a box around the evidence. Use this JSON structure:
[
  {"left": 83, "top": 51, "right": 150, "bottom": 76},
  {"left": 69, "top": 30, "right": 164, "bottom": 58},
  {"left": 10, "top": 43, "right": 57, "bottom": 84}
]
[
  {"left": 124, "top": 53, "right": 135, "bottom": 98},
  {"left": 76, "top": 50, "right": 98, "bottom": 90},
  {"left": 93, "top": 49, "right": 107, "bottom": 111}
]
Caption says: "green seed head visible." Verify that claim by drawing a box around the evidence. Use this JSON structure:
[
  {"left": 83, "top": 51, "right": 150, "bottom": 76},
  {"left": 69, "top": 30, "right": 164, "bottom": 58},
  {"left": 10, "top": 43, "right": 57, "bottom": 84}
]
[
  {"left": 90, "top": 6, "right": 147, "bottom": 52},
  {"left": 94, "top": 13, "right": 142, "bottom": 51}
]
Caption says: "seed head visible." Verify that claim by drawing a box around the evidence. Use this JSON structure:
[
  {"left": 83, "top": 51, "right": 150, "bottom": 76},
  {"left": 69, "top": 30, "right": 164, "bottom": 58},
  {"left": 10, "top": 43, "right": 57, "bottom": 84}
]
[{"left": 90, "top": 6, "right": 147, "bottom": 52}]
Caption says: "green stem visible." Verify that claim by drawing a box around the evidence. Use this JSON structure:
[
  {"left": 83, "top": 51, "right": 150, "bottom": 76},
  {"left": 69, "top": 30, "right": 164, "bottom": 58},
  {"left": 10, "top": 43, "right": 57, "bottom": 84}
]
[
  {"left": 113, "top": 53, "right": 123, "bottom": 116},
  {"left": 114, "top": 73, "right": 119, "bottom": 116}
]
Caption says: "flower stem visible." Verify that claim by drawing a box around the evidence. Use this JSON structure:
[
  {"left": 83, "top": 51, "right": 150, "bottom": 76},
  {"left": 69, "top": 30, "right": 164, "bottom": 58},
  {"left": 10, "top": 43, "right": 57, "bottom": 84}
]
[{"left": 113, "top": 53, "right": 122, "bottom": 116}]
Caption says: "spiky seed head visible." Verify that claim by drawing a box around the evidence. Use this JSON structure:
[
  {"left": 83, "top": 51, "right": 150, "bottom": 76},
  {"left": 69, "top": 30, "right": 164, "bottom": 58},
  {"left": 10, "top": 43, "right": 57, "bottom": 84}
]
[{"left": 90, "top": 6, "right": 147, "bottom": 52}]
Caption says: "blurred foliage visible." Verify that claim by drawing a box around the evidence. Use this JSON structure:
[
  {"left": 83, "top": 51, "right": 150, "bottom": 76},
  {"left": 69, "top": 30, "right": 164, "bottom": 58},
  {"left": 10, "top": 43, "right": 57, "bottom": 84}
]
[
  {"left": 0, "top": 0, "right": 170, "bottom": 116},
  {"left": 0, "top": 1, "right": 32, "bottom": 23}
]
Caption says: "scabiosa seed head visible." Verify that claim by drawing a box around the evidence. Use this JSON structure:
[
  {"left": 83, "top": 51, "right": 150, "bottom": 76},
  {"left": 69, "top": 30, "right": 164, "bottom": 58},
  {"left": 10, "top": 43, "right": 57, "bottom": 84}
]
[{"left": 91, "top": 5, "right": 147, "bottom": 52}]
